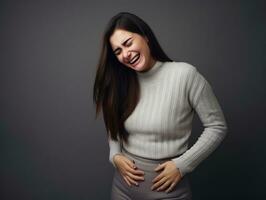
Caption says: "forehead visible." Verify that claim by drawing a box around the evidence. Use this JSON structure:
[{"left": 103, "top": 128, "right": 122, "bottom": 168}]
[{"left": 109, "top": 29, "right": 134, "bottom": 47}]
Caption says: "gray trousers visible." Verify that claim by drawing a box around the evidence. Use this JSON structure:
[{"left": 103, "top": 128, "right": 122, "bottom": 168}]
[{"left": 111, "top": 148, "right": 192, "bottom": 200}]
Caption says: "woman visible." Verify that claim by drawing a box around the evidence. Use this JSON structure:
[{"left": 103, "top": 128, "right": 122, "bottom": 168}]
[{"left": 93, "top": 12, "right": 227, "bottom": 200}]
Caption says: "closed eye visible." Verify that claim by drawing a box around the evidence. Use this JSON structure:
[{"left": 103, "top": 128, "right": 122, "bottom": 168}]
[
  {"left": 114, "top": 40, "right": 133, "bottom": 55},
  {"left": 126, "top": 40, "right": 132, "bottom": 47},
  {"left": 114, "top": 50, "right": 120, "bottom": 55}
]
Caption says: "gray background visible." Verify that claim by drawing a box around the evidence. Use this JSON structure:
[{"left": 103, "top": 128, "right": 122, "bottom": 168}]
[{"left": 1, "top": 0, "right": 265, "bottom": 199}]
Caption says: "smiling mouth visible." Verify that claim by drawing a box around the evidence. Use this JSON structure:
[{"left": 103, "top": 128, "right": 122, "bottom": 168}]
[{"left": 129, "top": 53, "right": 140, "bottom": 64}]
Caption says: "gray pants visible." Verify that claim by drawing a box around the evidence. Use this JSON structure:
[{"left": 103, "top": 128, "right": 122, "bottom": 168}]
[{"left": 111, "top": 148, "right": 192, "bottom": 200}]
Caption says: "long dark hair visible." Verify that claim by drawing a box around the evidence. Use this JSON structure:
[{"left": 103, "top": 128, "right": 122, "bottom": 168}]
[{"left": 93, "top": 12, "right": 172, "bottom": 143}]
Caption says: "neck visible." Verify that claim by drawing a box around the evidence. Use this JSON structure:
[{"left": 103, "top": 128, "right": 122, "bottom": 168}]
[
  {"left": 136, "top": 60, "right": 163, "bottom": 78},
  {"left": 140, "top": 59, "right": 156, "bottom": 73}
]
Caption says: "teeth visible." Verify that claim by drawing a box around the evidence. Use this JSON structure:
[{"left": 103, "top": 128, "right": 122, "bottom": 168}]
[
  {"left": 130, "top": 56, "right": 138, "bottom": 64},
  {"left": 130, "top": 54, "right": 140, "bottom": 64}
]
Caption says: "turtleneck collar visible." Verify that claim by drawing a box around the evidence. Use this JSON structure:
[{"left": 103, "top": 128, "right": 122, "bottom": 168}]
[{"left": 136, "top": 60, "right": 163, "bottom": 78}]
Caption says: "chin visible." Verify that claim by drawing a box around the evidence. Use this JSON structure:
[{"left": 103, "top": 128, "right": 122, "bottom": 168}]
[{"left": 134, "top": 56, "right": 146, "bottom": 71}]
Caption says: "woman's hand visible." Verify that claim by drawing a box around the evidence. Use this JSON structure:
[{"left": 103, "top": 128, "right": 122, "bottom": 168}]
[
  {"left": 151, "top": 161, "right": 182, "bottom": 193},
  {"left": 113, "top": 154, "right": 145, "bottom": 187}
]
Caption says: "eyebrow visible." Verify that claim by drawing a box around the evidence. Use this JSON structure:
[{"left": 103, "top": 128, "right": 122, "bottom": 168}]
[{"left": 113, "top": 37, "right": 132, "bottom": 53}]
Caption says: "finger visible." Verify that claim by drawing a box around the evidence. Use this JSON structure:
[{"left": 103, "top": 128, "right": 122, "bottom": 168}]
[
  {"left": 129, "top": 168, "right": 145, "bottom": 176},
  {"left": 123, "top": 176, "right": 131, "bottom": 187},
  {"left": 157, "top": 180, "right": 171, "bottom": 191},
  {"left": 152, "top": 172, "right": 164, "bottom": 183},
  {"left": 151, "top": 177, "right": 167, "bottom": 190},
  {"left": 132, "top": 160, "right": 137, "bottom": 169},
  {"left": 126, "top": 175, "right": 139, "bottom": 186},
  {"left": 124, "top": 159, "right": 136, "bottom": 169},
  {"left": 133, "top": 169, "right": 145, "bottom": 175},
  {"left": 165, "top": 181, "right": 177, "bottom": 193},
  {"left": 154, "top": 163, "right": 165, "bottom": 171},
  {"left": 126, "top": 166, "right": 145, "bottom": 176},
  {"left": 126, "top": 171, "right": 145, "bottom": 181}
]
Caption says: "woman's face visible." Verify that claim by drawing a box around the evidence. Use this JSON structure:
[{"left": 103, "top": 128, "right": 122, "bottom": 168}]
[{"left": 109, "top": 29, "right": 156, "bottom": 72}]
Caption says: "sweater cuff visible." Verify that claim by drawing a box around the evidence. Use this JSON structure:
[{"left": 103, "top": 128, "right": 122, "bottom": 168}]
[
  {"left": 110, "top": 153, "right": 124, "bottom": 168},
  {"left": 171, "top": 158, "right": 191, "bottom": 178},
  {"left": 108, "top": 138, "right": 122, "bottom": 168}
]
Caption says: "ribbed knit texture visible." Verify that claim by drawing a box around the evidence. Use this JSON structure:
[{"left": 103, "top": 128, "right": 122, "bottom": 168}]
[{"left": 108, "top": 61, "right": 227, "bottom": 177}]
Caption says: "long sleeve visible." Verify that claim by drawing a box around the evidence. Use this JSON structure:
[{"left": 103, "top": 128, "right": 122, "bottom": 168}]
[
  {"left": 172, "top": 68, "right": 228, "bottom": 177},
  {"left": 108, "top": 134, "right": 122, "bottom": 168}
]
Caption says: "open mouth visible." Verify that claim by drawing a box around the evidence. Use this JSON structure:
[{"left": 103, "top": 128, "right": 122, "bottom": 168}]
[{"left": 129, "top": 53, "right": 140, "bottom": 65}]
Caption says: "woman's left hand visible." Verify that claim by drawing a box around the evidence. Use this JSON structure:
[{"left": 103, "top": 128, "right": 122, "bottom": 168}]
[{"left": 151, "top": 161, "right": 182, "bottom": 193}]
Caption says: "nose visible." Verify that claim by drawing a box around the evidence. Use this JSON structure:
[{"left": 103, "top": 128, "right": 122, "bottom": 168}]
[{"left": 122, "top": 50, "right": 131, "bottom": 62}]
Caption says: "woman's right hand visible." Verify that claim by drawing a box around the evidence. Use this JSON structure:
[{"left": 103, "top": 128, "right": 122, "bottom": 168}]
[{"left": 113, "top": 154, "right": 145, "bottom": 187}]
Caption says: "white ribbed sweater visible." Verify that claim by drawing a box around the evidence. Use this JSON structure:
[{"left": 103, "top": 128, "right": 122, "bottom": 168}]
[{"left": 108, "top": 61, "right": 227, "bottom": 177}]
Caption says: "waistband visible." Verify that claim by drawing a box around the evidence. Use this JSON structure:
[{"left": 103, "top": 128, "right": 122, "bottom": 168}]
[{"left": 121, "top": 147, "right": 182, "bottom": 165}]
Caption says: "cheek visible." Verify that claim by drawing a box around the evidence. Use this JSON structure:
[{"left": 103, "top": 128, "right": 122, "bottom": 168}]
[
  {"left": 116, "top": 55, "right": 124, "bottom": 63},
  {"left": 139, "top": 43, "right": 149, "bottom": 55}
]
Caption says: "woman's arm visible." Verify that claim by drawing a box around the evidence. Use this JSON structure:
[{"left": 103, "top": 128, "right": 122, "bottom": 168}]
[{"left": 172, "top": 67, "right": 228, "bottom": 177}]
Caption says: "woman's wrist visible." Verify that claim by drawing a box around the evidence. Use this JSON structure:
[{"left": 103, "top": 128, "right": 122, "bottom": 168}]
[{"left": 113, "top": 153, "right": 123, "bottom": 165}]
